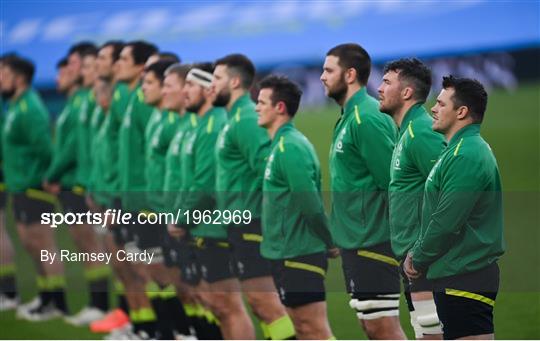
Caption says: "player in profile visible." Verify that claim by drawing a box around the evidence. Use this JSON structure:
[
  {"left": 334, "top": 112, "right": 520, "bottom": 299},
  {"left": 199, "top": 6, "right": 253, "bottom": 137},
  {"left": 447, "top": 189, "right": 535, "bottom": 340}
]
[
  {"left": 405, "top": 76, "right": 505, "bottom": 340},
  {"left": 212, "top": 53, "right": 295, "bottom": 340},
  {"left": 257, "top": 74, "right": 335, "bottom": 339},
  {"left": 321, "top": 43, "right": 406, "bottom": 339},
  {"left": 2, "top": 55, "right": 68, "bottom": 321}
]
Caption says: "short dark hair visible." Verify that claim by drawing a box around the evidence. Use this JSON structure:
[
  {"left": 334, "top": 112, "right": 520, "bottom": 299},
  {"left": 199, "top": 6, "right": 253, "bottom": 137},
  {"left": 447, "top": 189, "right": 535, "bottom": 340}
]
[
  {"left": 5, "top": 56, "right": 35, "bottom": 84},
  {"left": 214, "top": 53, "right": 256, "bottom": 89},
  {"left": 442, "top": 75, "right": 488, "bottom": 123},
  {"left": 158, "top": 52, "right": 181, "bottom": 63},
  {"left": 68, "top": 41, "right": 97, "bottom": 58},
  {"left": 383, "top": 58, "right": 432, "bottom": 102},
  {"left": 56, "top": 57, "right": 68, "bottom": 70},
  {"left": 326, "top": 43, "right": 371, "bottom": 85},
  {"left": 126, "top": 40, "right": 158, "bottom": 66},
  {"left": 145, "top": 60, "right": 176, "bottom": 84},
  {"left": 164, "top": 63, "right": 191, "bottom": 81},
  {"left": 100, "top": 40, "right": 125, "bottom": 62},
  {"left": 258, "top": 75, "right": 303, "bottom": 117}
]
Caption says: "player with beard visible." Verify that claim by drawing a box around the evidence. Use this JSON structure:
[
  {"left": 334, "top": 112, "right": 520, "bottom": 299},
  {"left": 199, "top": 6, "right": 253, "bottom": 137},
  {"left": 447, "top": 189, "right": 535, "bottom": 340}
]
[
  {"left": 321, "top": 43, "right": 406, "bottom": 339},
  {"left": 171, "top": 62, "right": 254, "bottom": 339},
  {"left": 212, "top": 54, "right": 295, "bottom": 340},
  {"left": 0, "top": 53, "right": 20, "bottom": 312},
  {"left": 1, "top": 55, "right": 68, "bottom": 321},
  {"left": 378, "top": 58, "right": 445, "bottom": 339}
]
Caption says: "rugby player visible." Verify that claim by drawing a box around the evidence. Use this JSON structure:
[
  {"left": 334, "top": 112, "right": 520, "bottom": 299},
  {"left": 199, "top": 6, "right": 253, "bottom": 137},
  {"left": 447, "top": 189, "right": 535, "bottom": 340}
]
[
  {"left": 2, "top": 55, "right": 67, "bottom": 320},
  {"left": 405, "top": 76, "right": 505, "bottom": 340},
  {"left": 378, "top": 58, "right": 446, "bottom": 339},
  {"left": 213, "top": 53, "right": 295, "bottom": 340},
  {"left": 257, "top": 75, "right": 335, "bottom": 339},
  {"left": 321, "top": 43, "right": 406, "bottom": 339}
]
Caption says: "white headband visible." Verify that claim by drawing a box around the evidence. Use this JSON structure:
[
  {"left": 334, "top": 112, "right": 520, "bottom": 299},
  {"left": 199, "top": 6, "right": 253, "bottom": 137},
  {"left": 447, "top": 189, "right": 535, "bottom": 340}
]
[{"left": 186, "top": 68, "right": 213, "bottom": 88}]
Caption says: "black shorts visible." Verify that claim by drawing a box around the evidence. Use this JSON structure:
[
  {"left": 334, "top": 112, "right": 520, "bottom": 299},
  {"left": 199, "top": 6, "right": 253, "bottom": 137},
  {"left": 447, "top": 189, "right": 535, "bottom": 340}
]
[
  {"left": 270, "top": 252, "right": 327, "bottom": 308},
  {"left": 12, "top": 188, "right": 56, "bottom": 225},
  {"left": 432, "top": 263, "right": 500, "bottom": 339},
  {"left": 162, "top": 232, "right": 182, "bottom": 268},
  {"left": 179, "top": 239, "right": 201, "bottom": 286},
  {"left": 228, "top": 220, "right": 272, "bottom": 281},
  {"left": 192, "top": 237, "right": 235, "bottom": 284},
  {"left": 59, "top": 187, "right": 88, "bottom": 215},
  {"left": 341, "top": 242, "right": 401, "bottom": 319},
  {"left": 133, "top": 212, "right": 165, "bottom": 254},
  {"left": 112, "top": 223, "right": 134, "bottom": 246}
]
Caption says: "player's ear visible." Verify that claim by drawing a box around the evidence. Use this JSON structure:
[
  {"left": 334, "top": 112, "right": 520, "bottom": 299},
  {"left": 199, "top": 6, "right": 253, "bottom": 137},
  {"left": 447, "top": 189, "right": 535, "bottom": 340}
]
[
  {"left": 402, "top": 86, "right": 414, "bottom": 101},
  {"left": 230, "top": 75, "right": 242, "bottom": 90},
  {"left": 456, "top": 105, "right": 469, "bottom": 120},
  {"left": 277, "top": 101, "right": 287, "bottom": 115},
  {"left": 345, "top": 67, "right": 357, "bottom": 85}
]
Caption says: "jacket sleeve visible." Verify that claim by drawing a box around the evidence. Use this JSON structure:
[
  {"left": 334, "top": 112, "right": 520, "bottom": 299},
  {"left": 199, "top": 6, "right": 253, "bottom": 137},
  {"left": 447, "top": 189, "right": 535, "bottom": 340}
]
[
  {"left": 280, "top": 142, "right": 333, "bottom": 248},
  {"left": 45, "top": 109, "right": 76, "bottom": 182},
  {"left": 178, "top": 121, "right": 221, "bottom": 227},
  {"left": 411, "top": 155, "right": 484, "bottom": 270},
  {"left": 234, "top": 118, "right": 271, "bottom": 175}
]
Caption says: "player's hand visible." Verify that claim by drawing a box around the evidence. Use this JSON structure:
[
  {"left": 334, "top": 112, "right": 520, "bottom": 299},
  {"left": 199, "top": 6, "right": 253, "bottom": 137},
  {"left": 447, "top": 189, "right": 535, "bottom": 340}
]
[
  {"left": 168, "top": 223, "right": 186, "bottom": 239},
  {"left": 403, "top": 252, "right": 421, "bottom": 279},
  {"left": 43, "top": 181, "right": 60, "bottom": 195},
  {"left": 85, "top": 195, "right": 97, "bottom": 211},
  {"left": 327, "top": 247, "right": 340, "bottom": 258}
]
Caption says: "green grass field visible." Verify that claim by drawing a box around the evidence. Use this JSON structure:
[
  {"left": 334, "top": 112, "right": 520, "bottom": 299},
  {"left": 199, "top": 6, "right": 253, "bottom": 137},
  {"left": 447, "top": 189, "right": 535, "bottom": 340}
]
[{"left": 1, "top": 83, "right": 539, "bottom": 339}]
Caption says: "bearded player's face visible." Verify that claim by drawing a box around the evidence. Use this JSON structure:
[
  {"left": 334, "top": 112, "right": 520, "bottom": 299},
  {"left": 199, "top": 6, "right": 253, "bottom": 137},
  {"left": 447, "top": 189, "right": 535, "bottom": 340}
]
[
  {"left": 321, "top": 55, "right": 347, "bottom": 104},
  {"left": 211, "top": 64, "right": 231, "bottom": 107}
]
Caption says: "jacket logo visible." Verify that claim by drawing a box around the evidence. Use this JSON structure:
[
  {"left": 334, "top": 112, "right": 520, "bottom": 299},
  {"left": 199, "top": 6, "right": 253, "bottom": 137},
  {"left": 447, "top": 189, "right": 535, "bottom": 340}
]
[
  {"left": 334, "top": 128, "right": 346, "bottom": 153},
  {"left": 264, "top": 153, "right": 275, "bottom": 180}
]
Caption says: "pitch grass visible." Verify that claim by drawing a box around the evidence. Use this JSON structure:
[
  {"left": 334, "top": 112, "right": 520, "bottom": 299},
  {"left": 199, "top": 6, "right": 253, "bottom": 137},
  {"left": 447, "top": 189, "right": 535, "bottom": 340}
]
[{"left": 1, "top": 84, "right": 539, "bottom": 339}]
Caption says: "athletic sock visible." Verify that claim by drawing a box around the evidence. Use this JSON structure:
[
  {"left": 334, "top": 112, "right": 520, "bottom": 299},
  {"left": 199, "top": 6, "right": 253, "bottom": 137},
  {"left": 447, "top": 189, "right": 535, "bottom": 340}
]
[
  {"left": 114, "top": 280, "right": 129, "bottom": 314},
  {"left": 37, "top": 275, "right": 51, "bottom": 306},
  {"left": 161, "top": 285, "right": 190, "bottom": 336},
  {"left": 0, "top": 264, "right": 17, "bottom": 299},
  {"left": 267, "top": 315, "right": 296, "bottom": 340},
  {"left": 47, "top": 275, "right": 68, "bottom": 313},
  {"left": 85, "top": 265, "right": 110, "bottom": 311}
]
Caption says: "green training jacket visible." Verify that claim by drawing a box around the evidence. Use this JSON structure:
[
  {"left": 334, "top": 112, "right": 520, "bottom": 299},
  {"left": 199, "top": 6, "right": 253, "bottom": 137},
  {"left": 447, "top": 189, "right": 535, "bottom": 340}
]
[
  {"left": 177, "top": 107, "right": 227, "bottom": 238},
  {"left": 118, "top": 85, "right": 153, "bottom": 212},
  {"left": 262, "top": 122, "right": 333, "bottom": 260},
  {"left": 412, "top": 124, "right": 505, "bottom": 279},
  {"left": 215, "top": 94, "right": 271, "bottom": 221},
  {"left": 46, "top": 88, "right": 86, "bottom": 188},
  {"left": 2, "top": 88, "right": 52, "bottom": 192},
  {"left": 389, "top": 103, "right": 446, "bottom": 259},
  {"left": 329, "top": 88, "right": 397, "bottom": 249}
]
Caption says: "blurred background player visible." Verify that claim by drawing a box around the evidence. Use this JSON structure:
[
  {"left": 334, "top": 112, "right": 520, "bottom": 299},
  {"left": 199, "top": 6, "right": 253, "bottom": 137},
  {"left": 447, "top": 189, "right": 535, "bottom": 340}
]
[
  {"left": 378, "top": 58, "right": 445, "bottom": 339},
  {"left": 44, "top": 42, "right": 112, "bottom": 327},
  {"left": 257, "top": 75, "right": 334, "bottom": 339},
  {"left": 1, "top": 55, "right": 68, "bottom": 321},
  {"left": 212, "top": 53, "right": 295, "bottom": 340},
  {"left": 172, "top": 62, "right": 251, "bottom": 339},
  {"left": 321, "top": 43, "right": 406, "bottom": 339},
  {"left": 0, "top": 53, "right": 20, "bottom": 311}
]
